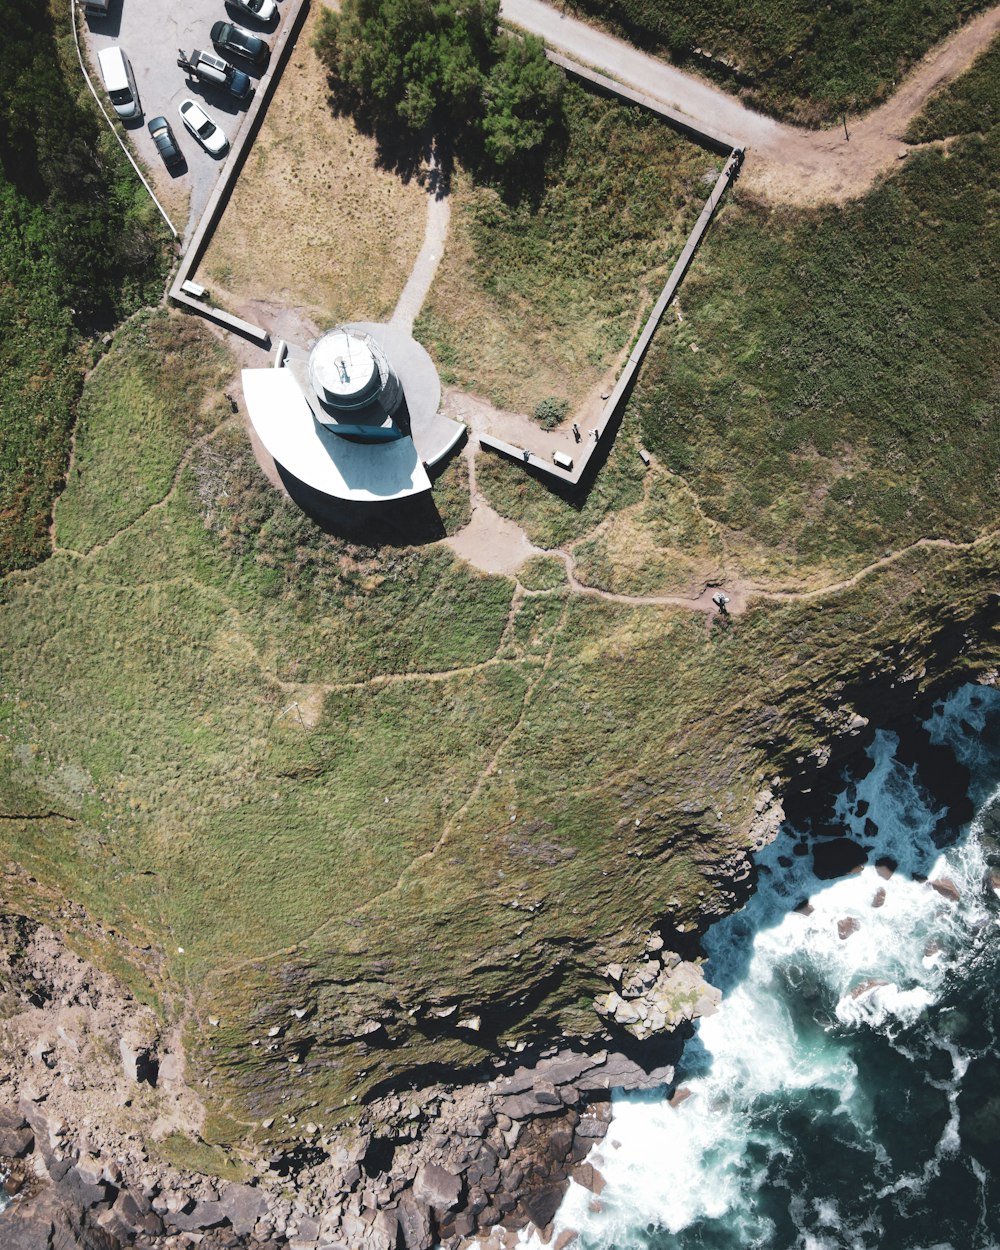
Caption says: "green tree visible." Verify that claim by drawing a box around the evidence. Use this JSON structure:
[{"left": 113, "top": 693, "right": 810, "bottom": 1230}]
[
  {"left": 314, "top": 0, "right": 563, "bottom": 170},
  {"left": 482, "top": 33, "right": 563, "bottom": 165}
]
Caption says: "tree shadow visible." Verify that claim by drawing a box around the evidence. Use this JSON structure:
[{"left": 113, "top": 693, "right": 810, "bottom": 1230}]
[{"left": 320, "top": 71, "right": 567, "bottom": 208}]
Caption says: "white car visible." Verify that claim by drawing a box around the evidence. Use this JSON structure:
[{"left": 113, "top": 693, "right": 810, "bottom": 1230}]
[
  {"left": 178, "top": 98, "right": 228, "bottom": 155},
  {"left": 229, "top": 0, "right": 278, "bottom": 22}
]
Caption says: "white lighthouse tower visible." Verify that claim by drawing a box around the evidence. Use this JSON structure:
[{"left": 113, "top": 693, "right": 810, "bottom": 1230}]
[{"left": 307, "top": 327, "right": 403, "bottom": 424}]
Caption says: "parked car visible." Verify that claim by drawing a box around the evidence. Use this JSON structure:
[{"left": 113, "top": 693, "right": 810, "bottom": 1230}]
[
  {"left": 147, "top": 116, "right": 184, "bottom": 168},
  {"left": 178, "top": 98, "right": 228, "bottom": 155},
  {"left": 227, "top": 0, "right": 278, "bottom": 24},
  {"left": 210, "top": 20, "right": 269, "bottom": 67},
  {"left": 180, "top": 48, "right": 254, "bottom": 101},
  {"left": 97, "top": 45, "right": 141, "bottom": 120}
]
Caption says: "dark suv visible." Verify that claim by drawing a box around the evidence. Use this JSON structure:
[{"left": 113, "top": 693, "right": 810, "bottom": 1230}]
[
  {"left": 210, "top": 20, "right": 269, "bottom": 67},
  {"left": 147, "top": 116, "right": 183, "bottom": 169}
]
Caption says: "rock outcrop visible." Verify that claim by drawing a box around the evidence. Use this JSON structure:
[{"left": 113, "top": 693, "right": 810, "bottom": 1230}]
[
  {"left": 0, "top": 914, "right": 679, "bottom": 1250},
  {"left": 594, "top": 938, "right": 721, "bottom": 1041}
]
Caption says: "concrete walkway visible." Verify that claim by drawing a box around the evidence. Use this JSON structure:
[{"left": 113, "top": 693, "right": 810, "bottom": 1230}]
[
  {"left": 501, "top": 0, "right": 1000, "bottom": 205},
  {"left": 392, "top": 190, "right": 452, "bottom": 334},
  {"left": 501, "top": 0, "right": 775, "bottom": 149}
]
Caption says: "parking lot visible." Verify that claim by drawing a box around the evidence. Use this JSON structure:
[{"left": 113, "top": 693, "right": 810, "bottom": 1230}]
[{"left": 82, "top": 0, "right": 283, "bottom": 240}]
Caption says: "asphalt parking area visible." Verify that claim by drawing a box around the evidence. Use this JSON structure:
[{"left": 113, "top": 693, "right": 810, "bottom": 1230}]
[{"left": 82, "top": 0, "right": 283, "bottom": 238}]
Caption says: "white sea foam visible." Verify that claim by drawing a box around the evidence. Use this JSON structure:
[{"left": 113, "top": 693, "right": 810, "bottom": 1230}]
[{"left": 517, "top": 686, "right": 1000, "bottom": 1250}]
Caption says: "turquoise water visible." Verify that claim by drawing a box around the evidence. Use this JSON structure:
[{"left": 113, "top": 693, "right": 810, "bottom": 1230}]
[{"left": 542, "top": 683, "right": 1000, "bottom": 1250}]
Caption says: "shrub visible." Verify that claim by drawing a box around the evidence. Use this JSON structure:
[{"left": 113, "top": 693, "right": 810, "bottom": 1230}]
[{"left": 533, "top": 397, "right": 569, "bottom": 429}]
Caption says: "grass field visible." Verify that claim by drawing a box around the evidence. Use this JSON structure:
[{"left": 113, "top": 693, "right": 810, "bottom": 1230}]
[
  {"left": 3, "top": 0, "right": 1000, "bottom": 1166},
  {"left": 415, "top": 81, "right": 721, "bottom": 416},
  {"left": 0, "top": 2, "right": 167, "bottom": 576},
  {"left": 905, "top": 30, "right": 1000, "bottom": 140},
  {"left": 475, "top": 43, "right": 1000, "bottom": 593},
  {"left": 199, "top": 5, "right": 428, "bottom": 324},
  {"left": 54, "top": 312, "right": 233, "bottom": 554},
  {"left": 4, "top": 291, "right": 1000, "bottom": 1141},
  {"left": 571, "top": 0, "right": 985, "bottom": 123},
  {"left": 630, "top": 123, "right": 1000, "bottom": 588}
]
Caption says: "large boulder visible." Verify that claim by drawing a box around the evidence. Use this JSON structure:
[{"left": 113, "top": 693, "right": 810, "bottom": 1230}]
[
  {"left": 0, "top": 1187, "right": 121, "bottom": 1250},
  {"left": 413, "top": 1163, "right": 462, "bottom": 1211},
  {"left": 219, "top": 1181, "right": 269, "bottom": 1236}
]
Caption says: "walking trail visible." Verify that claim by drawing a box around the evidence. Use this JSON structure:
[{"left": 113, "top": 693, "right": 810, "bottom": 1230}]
[{"left": 501, "top": 0, "right": 1000, "bottom": 204}]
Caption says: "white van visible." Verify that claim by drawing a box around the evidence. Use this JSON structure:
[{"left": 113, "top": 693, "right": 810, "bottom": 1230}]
[{"left": 97, "top": 46, "right": 141, "bottom": 120}]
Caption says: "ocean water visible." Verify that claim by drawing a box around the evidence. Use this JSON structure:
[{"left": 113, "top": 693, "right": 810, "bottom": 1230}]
[{"left": 534, "top": 682, "right": 1000, "bottom": 1250}]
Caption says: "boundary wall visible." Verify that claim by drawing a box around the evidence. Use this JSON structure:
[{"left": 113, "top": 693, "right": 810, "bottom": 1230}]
[
  {"left": 167, "top": 0, "right": 312, "bottom": 344},
  {"left": 480, "top": 52, "right": 743, "bottom": 487}
]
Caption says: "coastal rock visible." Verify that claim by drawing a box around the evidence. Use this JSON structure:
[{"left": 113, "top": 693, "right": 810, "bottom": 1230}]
[
  {"left": 812, "top": 838, "right": 867, "bottom": 880},
  {"left": 595, "top": 957, "right": 720, "bottom": 1042},
  {"left": 413, "top": 1163, "right": 462, "bottom": 1211},
  {"left": 930, "top": 877, "right": 961, "bottom": 902},
  {"left": 0, "top": 1121, "right": 34, "bottom": 1157},
  {"left": 838, "top": 918, "right": 860, "bottom": 940},
  {"left": 118, "top": 1032, "right": 158, "bottom": 1087},
  {"left": 0, "top": 1187, "right": 121, "bottom": 1250},
  {"left": 218, "top": 1182, "right": 269, "bottom": 1235}
]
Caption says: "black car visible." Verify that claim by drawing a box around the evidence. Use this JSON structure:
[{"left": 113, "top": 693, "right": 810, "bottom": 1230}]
[
  {"left": 210, "top": 20, "right": 269, "bottom": 67},
  {"left": 147, "top": 116, "right": 183, "bottom": 169}
]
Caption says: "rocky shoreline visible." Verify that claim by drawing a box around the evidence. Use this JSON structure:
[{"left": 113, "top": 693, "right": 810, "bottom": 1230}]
[
  {"left": 0, "top": 912, "right": 686, "bottom": 1250},
  {"left": 3, "top": 661, "right": 998, "bottom": 1250}
]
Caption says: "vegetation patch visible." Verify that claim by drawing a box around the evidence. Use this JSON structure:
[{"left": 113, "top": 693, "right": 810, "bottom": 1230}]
[
  {"left": 518, "top": 554, "right": 568, "bottom": 591},
  {"left": 905, "top": 31, "right": 1000, "bottom": 141},
  {"left": 571, "top": 0, "right": 985, "bottom": 123},
  {"left": 571, "top": 467, "right": 726, "bottom": 597},
  {"left": 200, "top": 6, "right": 428, "bottom": 323},
  {"left": 631, "top": 122, "right": 1000, "bottom": 585},
  {"left": 476, "top": 411, "right": 648, "bottom": 549},
  {"left": 55, "top": 311, "right": 232, "bottom": 554},
  {"left": 0, "top": 1, "right": 168, "bottom": 574},
  {"left": 3, "top": 295, "right": 1000, "bottom": 1136},
  {"left": 416, "top": 82, "right": 720, "bottom": 415}
]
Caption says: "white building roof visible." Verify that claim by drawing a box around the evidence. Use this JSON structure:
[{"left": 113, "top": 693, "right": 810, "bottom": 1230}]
[{"left": 241, "top": 367, "right": 431, "bottom": 502}]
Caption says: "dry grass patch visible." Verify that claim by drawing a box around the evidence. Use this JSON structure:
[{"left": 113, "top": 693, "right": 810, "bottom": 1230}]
[
  {"left": 199, "top": 6, "right": 428, "bottom": 322},
  {"left": 415, "top": 82, "right": 720, "bottom": 416}
]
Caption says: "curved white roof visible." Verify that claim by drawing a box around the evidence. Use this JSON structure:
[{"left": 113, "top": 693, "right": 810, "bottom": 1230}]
[{"left": 241, "top": 368, "right": 430, "bottom": 502}]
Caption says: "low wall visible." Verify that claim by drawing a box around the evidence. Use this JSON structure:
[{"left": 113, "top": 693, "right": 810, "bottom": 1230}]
[
  {"left": 480, "top": 135, "right": 742, "bottom": 486},
  {"left": 168, "top": 0, "right": 312, "bottom": 345},
  {"left": 545, "top": 50, "right": 738, "bottom": 153}
]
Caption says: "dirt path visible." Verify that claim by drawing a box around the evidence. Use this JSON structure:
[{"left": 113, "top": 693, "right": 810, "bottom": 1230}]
[{"left": 501, "top": 0, "right": 1000, "bottom": 204}]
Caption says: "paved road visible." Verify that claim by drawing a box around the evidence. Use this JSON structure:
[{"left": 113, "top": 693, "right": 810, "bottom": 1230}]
[
  {"left": 501, "top": 0, "right": 1000, "bottom": 204},
  {"left": 82, "top": 0, "right": 280, "bottom": 238},
  {"left": 500, "top": 0, "right": 778, "bottom": 150}
]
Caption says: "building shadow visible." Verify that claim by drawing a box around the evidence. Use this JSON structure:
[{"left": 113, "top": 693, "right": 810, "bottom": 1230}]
[{"left": 275, "top": 462, "right": 448, "bottom": 546}]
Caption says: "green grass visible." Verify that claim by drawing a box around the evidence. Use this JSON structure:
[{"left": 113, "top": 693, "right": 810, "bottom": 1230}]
[
  {"left": 518, "top": 554, "right": 568, "bottom": 590},
  {"left": 630, "top": 125, "right": 1000, "bottom": 585},
  {"left": 3, "top": 9, "right": 1000, "bottom": 1163},
  {"left": 55, "top": 311, "right": 233, "bottom": 553},
  {"left": 0, "top": 1, "right": 168, "bottom": 575},
  {"left": 905, "top": 31, "right": 1000, "bottom": 141},
  {"left": 416, "top": 81, "right": 720, "bottom": 414},
  {"left": 2, "top": 306, "right": 999, "bottom": 1133},
  {"left": 476, "top": 411, "right": 649, "bottom": 548},
  {"left": 570, "top": 0, "right": 985, "bottom": 123}
]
